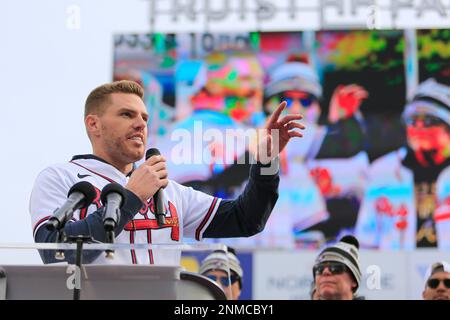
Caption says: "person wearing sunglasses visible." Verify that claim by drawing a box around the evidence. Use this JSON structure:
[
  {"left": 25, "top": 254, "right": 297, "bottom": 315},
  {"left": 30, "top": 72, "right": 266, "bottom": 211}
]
[
  {"left": 356, "top": 79, "right": 450, "bottom": 249},
  {"left": 255, "top": 58, "right": 370, "bottom": 248},
  {"left": 423, "top": 261, "right": 450, "bottom": 300},
  {"left": 174, "top": 56, "right": 369, "bottom": 250},
  {"left": 199, "top": 248, "right": 243, "bottom": 300},
  {"left": 312, "top": 235, "right": 363, "bottom": 300}
]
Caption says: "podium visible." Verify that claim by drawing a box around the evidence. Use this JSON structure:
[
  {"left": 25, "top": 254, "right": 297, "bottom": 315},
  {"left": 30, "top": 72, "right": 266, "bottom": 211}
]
[{"left": 0, "top": 243, "right": 228, "bottom": 300}]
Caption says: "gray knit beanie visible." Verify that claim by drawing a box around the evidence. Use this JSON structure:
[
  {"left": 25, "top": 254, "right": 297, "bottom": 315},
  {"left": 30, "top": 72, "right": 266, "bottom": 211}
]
[{"left": 314, "top": 235, "right": 362, "bottom": 292}]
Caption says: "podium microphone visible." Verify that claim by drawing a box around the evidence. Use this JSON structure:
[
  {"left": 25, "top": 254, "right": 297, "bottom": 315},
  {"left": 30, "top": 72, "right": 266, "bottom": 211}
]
[
  {"left": 101, "top": 183, "right": 126, "bottom": 232},
  {"left": 146, "top": 148, "right": 166, "bottom": 226},
  {"left": 46, "top": 181, "right": 96, "bottom": 231},
  {"left": 101, "top": 183, "right": 127, "bottom": 259}
]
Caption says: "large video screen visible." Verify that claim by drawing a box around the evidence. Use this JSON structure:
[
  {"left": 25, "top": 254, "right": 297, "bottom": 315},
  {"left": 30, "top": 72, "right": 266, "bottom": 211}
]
[{"left": 113, "top": 30, "right": 450, "bottom": 250}]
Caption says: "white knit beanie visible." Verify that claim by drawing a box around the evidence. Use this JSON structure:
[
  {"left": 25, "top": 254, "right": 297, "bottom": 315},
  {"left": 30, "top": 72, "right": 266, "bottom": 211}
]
[
  {"left": 265, "top": 62, "right": 322, "bottom": 98},
  {"left": 402, "top": 78, "right": 450, "bottom": 126}
]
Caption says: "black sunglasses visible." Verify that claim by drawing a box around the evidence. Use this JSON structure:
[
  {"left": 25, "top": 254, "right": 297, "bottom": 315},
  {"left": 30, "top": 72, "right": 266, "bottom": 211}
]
[
  {"left": 206, "top": 274, "right": 239, "bottom": 286},
  {"left": 405, "top": 115, "right": 446, "bottom": 127},
  {"left": 427, "top": 278, "right": 450, "bottom": 289},
  {"left": 267, "top": 93, "right": 317, "bottom": 108},
  {"left": 314, "top": 262, "right": 348, "bottom": 276},
  {"left": 284, "top": 96, "right": 316, "bottom": 108}
]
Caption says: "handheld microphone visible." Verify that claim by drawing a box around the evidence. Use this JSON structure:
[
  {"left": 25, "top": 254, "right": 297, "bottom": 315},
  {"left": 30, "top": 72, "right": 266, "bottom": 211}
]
[
  {"left": 101, "top": 183, "right": 127, "bottom": 232},
  {"left": 146, "top": 148, "right": 166, "bottom": 226},
  {"left": 46, "top": 181, "right": 97, "bottom": 231}
]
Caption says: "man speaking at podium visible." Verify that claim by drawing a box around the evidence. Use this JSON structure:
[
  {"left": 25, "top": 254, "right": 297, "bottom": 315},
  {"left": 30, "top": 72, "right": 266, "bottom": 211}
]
[{"left": 29, "top": 80, "right": 304, "bottom": 265}]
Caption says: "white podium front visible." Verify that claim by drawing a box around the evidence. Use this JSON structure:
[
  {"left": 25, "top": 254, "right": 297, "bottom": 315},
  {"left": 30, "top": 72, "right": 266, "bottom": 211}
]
[{"left": 0, "top": 243, "right": 228, "bottom": 300}]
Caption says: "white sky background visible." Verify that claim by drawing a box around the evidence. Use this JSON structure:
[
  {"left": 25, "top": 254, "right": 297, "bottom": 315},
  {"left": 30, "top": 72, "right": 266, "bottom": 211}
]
[{"left": 0, "top": 0, "right": 149, "bottom": 263}]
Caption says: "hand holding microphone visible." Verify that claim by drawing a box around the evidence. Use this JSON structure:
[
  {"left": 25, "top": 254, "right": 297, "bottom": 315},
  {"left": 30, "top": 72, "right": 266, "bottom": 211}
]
[
  {"left": 146, "top": 148, "right": 167, "bottom": 226},
  {"left": 125, "top": 148, "right": 168, "bottom": 226}
]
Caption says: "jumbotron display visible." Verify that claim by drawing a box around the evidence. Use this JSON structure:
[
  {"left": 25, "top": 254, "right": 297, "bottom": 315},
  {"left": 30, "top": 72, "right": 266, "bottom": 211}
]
[{"left": 113, "top": 30, "right": 449, "bottom": 250}]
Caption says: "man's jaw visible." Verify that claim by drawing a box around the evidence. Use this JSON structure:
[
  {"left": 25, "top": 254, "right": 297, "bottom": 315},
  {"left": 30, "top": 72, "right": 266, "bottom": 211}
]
[
  {"left": 433, "top": 293, "right": 449, "bottom": 300},
  {"left": 318, "top": 280, "right": 338, "bottom": 292}
]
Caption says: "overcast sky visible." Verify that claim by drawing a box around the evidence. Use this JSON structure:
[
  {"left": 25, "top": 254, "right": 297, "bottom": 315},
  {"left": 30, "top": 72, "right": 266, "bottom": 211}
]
[{"left": 0, "top": 0, "right": 149, "bottom": 263}]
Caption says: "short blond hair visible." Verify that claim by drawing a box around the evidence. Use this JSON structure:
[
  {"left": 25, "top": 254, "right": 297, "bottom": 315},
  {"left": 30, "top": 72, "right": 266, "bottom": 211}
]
[{"left": 84, "top": 80, "right": 144, "bottom": 117}]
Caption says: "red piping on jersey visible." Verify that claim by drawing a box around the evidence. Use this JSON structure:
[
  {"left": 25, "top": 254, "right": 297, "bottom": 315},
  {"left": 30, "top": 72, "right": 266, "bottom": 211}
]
[
  {"left": 147, "top": 228, "right": 154, "bottom": 264},
  {"left": 33, "top": 216, "right": 51, "bottom": 237},
  {"left": 130, "top": 220, "right": 137, "bottom": 264},
  {"left": 70, "top": 161, "right": 116, "bottom": 183},
  {"left": 144, "top": 213, "right": 154, "bottom": 265},
  {"left": 195, "top": 197, "right": 218, "bottom": 241}
]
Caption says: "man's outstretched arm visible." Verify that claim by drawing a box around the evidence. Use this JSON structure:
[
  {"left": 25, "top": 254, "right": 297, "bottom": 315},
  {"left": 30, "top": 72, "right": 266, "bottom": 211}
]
[{"left": 203, "top": 159, "right": 279, "bottom": 238}]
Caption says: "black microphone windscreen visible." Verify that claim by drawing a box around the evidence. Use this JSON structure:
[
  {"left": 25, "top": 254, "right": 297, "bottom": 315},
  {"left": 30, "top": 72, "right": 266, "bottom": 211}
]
[
  {"left": 68, "top": 181, "right": 97, "bottom": 208},
  {"left": 100, "top": 183, "right": 126, "bottom": 206},
  {"left": 146, "top": 148, "right": 160, "bottom": 160}
]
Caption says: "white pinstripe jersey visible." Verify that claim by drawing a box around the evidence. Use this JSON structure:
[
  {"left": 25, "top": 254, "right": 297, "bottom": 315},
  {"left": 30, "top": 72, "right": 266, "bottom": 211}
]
[{"left": 29, "top": 156, "right": 221, "bottom": 265}]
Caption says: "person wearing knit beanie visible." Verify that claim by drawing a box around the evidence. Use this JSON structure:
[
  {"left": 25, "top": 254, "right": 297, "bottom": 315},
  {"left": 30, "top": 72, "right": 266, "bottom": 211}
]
[
  {"left": 313, "top": 235, "right": 362, "bottom": 300},
  {"left": 259, "top": 57, "right": 370, "bottom": 249},
  {"left": 401, "top": 78, "right": 450, "bottom": 169},
  {"left": 402, "top": 78, "right": 450, "bottom": 127},
  {"left": 263, "top": 61, "right": 323, "bottom": 125},
  {"left": 199, "top": 247, "right": 243, "bottom": 300},
  {"left": 422, "top": 261, "right": 450, "bottom": 300},
  {"left": 355, "top": 78, "right": 450, "bottom": 249}
]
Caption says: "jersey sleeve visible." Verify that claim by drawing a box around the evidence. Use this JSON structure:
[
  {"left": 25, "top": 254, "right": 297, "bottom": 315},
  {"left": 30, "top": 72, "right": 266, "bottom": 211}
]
[
  {"left": 29, "top": 166, "right": 74, "bottom": 240},
  {"left": 172, "top": 181, "right": 221, "bottom": 241}
]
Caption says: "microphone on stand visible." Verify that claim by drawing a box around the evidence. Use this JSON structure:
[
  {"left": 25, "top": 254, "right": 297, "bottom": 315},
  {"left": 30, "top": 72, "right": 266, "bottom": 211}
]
[
  {"left": 46, "top": 181, "right": 97, "bottom": 231},
  {"left": 46, "top": 181, "right": 96, "bottom": 261},
  {"left": 101, "top": 183, "right": 127, "bottom": 259},
  {"left": 101, "top": 183, "right": 126, "bottom": 232}
]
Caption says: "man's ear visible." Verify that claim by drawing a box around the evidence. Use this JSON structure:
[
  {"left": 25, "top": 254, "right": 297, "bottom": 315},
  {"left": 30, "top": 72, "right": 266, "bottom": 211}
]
[
  {"left": 351, "top": 279, "right": 357, "bottom": 291},
  {"left": 85, "top": 114, "right": 100, "bottom": 137}
]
